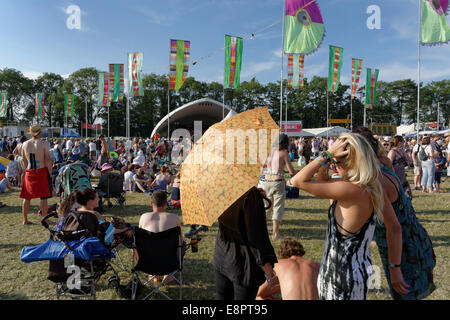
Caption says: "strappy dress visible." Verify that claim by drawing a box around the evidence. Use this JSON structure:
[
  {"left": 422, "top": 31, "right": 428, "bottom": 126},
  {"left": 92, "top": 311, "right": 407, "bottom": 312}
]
[
  {"left": 374, "top": 165, "right": 436, "bottom": 300},
  {"left": 318, "top": 200, "right": 376, "bottom": 300}
]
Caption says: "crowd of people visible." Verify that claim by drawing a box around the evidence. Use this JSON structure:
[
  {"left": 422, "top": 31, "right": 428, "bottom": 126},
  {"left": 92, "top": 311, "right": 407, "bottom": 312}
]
[{"left": 2, "top": 124, "right": 448, "bottom": 300}]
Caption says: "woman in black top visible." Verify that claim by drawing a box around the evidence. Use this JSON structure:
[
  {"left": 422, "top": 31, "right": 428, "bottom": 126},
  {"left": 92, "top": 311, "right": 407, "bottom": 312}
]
[{"left": 213, "top": 187, "right": 277, "bottom": 300}]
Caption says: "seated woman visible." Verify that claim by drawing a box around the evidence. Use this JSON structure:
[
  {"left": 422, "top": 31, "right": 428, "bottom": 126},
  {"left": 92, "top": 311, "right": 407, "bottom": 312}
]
[
  {"left": 150, "top": 165, "right": 170, "bottom": 192},
  {"left": 170, "top": 172, "right": 180, "bottom": 203}
]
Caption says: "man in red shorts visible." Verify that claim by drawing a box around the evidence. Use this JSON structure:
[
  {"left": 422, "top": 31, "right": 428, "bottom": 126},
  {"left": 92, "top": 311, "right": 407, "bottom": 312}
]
[{"left": 20, "top": 125, "right": 53, "bottom": 225}]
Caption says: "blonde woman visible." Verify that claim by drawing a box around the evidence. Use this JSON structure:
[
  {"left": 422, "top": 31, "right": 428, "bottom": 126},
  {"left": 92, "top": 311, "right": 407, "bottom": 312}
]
[{"left": 289, "top": 133, "right": 384, "bottom": 300}]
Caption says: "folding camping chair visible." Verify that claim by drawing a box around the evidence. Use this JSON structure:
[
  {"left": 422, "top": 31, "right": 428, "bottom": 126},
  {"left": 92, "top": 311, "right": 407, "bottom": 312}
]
[
  {"left": 96, "top": 172, "right": 126, "bottom": 209},
  {"left": 130, "top": 227, "right": 184, "bottom": 300}
]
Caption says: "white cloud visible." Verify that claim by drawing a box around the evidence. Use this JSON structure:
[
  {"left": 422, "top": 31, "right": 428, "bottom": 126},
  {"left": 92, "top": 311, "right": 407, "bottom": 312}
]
[
  {"left": 378, "top": 62, "right": 450, "bottom": 82},
  {"left": 241, "top": 61, "right": 278, "bottom": 79},
  {"left": 22, "top": 71, "right": 42, "bottom": 80}
]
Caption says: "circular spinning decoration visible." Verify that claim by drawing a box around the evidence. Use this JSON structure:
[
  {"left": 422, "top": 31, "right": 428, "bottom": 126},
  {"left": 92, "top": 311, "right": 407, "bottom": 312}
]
[{"left": 296, "top": 9, "right": 312, "bottom": 27}]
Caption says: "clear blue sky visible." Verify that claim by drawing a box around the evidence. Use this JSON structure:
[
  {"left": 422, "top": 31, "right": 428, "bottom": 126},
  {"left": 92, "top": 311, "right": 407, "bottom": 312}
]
[{"left": 0, "top": 0, "right": 449, "bottom": 86}]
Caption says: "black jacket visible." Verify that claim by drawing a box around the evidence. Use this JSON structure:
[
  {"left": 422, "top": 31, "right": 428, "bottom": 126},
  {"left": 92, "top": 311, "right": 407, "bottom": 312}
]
[{"left": 213, "top": 187, "right": 277, "bottom": 288}]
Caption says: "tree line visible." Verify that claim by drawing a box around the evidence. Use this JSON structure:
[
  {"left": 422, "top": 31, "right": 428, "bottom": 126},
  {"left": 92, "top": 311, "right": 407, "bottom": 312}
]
[{"left": 0, "top": 67, "right": 449, "bottom": 137}]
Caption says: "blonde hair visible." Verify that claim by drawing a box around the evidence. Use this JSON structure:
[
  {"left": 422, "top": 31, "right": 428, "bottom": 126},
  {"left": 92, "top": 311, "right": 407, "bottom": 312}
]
[
  {"left": 337, "top": 133, "right": 384, "bottom": 222},
  {"left": 57, "top": 193, "right": 76, "bottom": 217}
]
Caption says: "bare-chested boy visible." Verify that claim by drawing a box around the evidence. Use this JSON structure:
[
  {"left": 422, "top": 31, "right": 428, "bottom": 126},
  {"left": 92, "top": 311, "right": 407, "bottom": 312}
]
[
  {"left": 20, "top": 125, "right": 53, "bottom": 225},
  {"left": 256, "top": 237, "right": 320, "bottom": 300},
  {"left": 260, "top": 134, "right": 297, "bottom": 240}
]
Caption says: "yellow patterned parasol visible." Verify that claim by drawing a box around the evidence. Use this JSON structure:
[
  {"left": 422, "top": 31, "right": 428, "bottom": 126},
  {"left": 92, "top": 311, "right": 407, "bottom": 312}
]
[{"left": 180, "top": 107, "right": 279, "bottom": 226}]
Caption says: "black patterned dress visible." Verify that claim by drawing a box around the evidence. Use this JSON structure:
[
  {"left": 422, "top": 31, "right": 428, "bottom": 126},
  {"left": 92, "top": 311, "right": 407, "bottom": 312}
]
[{"left": 318, "top": 201, "right": 376, "bottom": 300}]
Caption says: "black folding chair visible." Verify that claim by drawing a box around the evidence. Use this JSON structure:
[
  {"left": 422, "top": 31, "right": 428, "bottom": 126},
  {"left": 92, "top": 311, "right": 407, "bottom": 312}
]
[
  {"left": 131, "top": 227, "right": 184, "bottom": 300},
  {"left": 97, "top": 172, "right": 126, "bottom": 209}
]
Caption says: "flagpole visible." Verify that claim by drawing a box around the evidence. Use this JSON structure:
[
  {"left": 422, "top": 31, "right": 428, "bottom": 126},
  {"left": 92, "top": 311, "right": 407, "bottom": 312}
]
[
  {"left": 416, "top": 0, "right": 422, "bottom": 140},
  {"left": 223, "top": 35, "right": 226, "bottom": 120},
  {"left": 280, "top": 0, "right": 286, "bottom": 129},
  {"left": 167, "top": 79, "right": 170, "bottom": 139},
  {"left": 326, "top": 90, "right": 329, "bottom": 140},
  {"left": 285, "top": 81, "right": 288, "bottom": 133},
  {"left": 350, "top": 96, "right": 353, "bottom": 131}
]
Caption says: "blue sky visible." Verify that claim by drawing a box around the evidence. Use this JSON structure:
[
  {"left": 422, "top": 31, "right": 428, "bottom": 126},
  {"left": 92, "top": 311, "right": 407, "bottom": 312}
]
[{"left": 0, "top": 0, "right": 449, "bottom": 87}]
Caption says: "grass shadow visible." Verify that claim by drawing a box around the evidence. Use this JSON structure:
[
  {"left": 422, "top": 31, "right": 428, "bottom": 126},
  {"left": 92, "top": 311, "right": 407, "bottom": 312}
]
[{"left": 0, "top": 292, "right": 29, "bottom": 300}]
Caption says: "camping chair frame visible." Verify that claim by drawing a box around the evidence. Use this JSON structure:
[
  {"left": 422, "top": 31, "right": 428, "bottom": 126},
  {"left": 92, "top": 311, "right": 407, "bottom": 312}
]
[{"left": 130, "top": 227, "right": 185, "bottom": 300}]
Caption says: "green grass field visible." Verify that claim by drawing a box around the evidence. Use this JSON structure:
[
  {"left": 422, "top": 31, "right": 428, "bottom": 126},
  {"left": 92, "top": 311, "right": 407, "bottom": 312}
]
[{"left": 0, "top": 170, "right": 449, "bottom": 300}]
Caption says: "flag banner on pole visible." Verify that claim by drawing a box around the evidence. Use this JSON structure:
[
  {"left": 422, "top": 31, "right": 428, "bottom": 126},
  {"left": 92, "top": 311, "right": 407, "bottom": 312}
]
[
  {"left": 169, "top": 39, "right": 190, "bottom": 90},
  {"left": 128, "top": 52, "right": 144, "bottom": 97},
  {"left": 287, "top": 54, "right": 305, "bottom": 90},
  {"left": 420, "top": 0, "right": 450, "bottom": 45},
  {"left": 98, "top": 72, "right": 110, "bottom": 107},
  {"left": 365, "top": 68, "right": 379, "bottom": 109},
  {"left": 35, "top": 93, "right": 45, "bottom": 118},
  {"left": 65, "top": 93, "right": 74, "bottom": 118},
  {"left": 109, "top": 64, "right": 124, "bottom": 103},
  {"left": 224, "top": 35, "right": 243, "bottom": 89},
  {"left": 83, "top": 123, "right": 101, "bottom": 130},
  {"left": 328, "top": 45, "right": 344, "bottom": 92},
  {"left": 351, "top": 58, "right": 363, "bottom": 99},
  {"left": 0, "top": 92, "right": 7, "bottom": 117},
  {"left": 284, "top": 0, "right": 325, "bottom": 55}
]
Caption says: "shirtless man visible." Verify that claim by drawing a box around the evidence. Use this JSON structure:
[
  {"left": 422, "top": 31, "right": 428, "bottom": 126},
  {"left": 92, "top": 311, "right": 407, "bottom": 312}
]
[
  {"left": 20, "top": 125, "right": 53, "bottom": 225},
  {"left": 260, "top": 133, "right": 297, "bottom": 240},
  {"left": 256, "top": 237, "right": 320, "bottom": 300},
  {"left": 99, "top": 135, "right": 110, "bottom": 166},
  {"left": 139, "top": 190, "right": 183, "bottom": 282}
]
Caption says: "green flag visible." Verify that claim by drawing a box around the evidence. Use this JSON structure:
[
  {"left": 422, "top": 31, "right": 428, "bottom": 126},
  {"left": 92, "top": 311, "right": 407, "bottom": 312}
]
[
  {"left": 128, "top": 52, "right": 144, "bottom": 97},
  {"left": 224, "top": 35, "right": 243, "bottom": 89},
  {"left": 109, "top": 64, "right": 124, "bottom": 103},
  {"left": 169, "top": 39, "right": 190, "bottom": 90},
  {"left": 421, "top": 0, "right": 450, "bottom": 45},
  {"left": 98, "top": 72, "right": 110, "bottom": 107},
  {"left": 0, "top": 92, "right": 7, "bottom": 118},
  {"left": 365, "top": 68, "right": 379, "bottom": 109},
  {"left": 65, "top": 93, "right": 74, "bottom": 118},
  {"left": 328, "top": 45, "right": 344, "bottom": 92},
  {"left": 35, "top": 93, "right": 45, "bottom": 118}
]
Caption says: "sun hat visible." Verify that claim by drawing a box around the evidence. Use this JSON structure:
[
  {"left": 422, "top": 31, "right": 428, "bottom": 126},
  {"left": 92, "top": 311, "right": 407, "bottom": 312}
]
[
  {"left": 28, "top": 125, "right": 42, "bottom": 137},
  {"left": 101, "top": 163, "right": 113, "bottom": 173}
]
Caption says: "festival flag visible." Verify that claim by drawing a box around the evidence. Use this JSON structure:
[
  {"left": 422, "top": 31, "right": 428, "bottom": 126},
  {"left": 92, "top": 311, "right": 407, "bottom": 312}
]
[
  {"left": 420, "top": 0, "right": 450, "bottom": 45},
  {"left": 98, "top": 72, "right": 110, "bottom": 107},
  {"left": 65, "top": 93, "right": 74, "bottom": 118},
  {"left": 169, "top": 39, "right": 190, "bottom": 90},
  {"left": 365, "top": 68, "right": 379, "bottom": 109},
  {"left": 351, "top": 58, "right": 363, "bottom": 99},
  {"left": 328, "top": 45, "right": 344, "bottom": 92},
  {"left": 109, "top": 64, "right": 124, "bottom": 103},
  {"left": 224, "top": 35, "right": 243, "bottom": 89},
  {"left": 0, "top": 92, "right": 7, "bottom": 118},
  {"left": 287, "top": 54, "right": 305, "bottom": 90},
  {"left": 35, "top": 93, "right": 45, "bottom": 118},
  {"left": 128, "top": 52, "right": 144, "bottom": 97},
  {"left": 284, "top": 0, "right": 325, "bottom": 54}
]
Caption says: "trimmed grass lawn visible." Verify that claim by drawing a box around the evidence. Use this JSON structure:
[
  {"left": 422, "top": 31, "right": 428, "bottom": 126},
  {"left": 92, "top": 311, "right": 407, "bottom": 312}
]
[{"left": 0, "top": 170, "right": 449, "bottom": 300}]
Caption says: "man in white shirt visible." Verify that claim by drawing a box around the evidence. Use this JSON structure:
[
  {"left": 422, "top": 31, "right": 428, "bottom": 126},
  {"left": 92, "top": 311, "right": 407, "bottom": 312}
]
[
  {"left": 66, "top": 139, "right": 73, "bottom": 153},
  {"left": 123, "top": 164, "right": 136, "bottom": 192},
  {"left": 89, "top": 140, "right": 97, "bottom": 161}
]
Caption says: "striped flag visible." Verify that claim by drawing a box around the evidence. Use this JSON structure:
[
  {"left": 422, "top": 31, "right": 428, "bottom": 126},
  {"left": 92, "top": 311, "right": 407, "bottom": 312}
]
[
  {"left": 65, "top": 94, "right": 74, "bottom": 118},
  {"left": 0, "top": 92, "right": 7, "bottom": 118},
  {"left": 169, "top": 39, "right": 190, "bottom": 90},
  {"left": 287, "top": 54, "right": 305, "bottom": 91},
  {"left": 109, "top": 64, "right": 124, "bottom": 103},
  {"left": 365, "top": 68, "right": 379, "bottom": 109},
  {"left": 128, "top": 52, "right": 144, "bottom": 97},
  {"left": 327, "top": 45, "right": 344, "bottom": 93},
  {"left": 351, "top": 58, "right": 363, "bottom": 99},
  {"left": 224, "top": 35, "right": 243, "bottom": 89},
  {"left": 98, "top": 72, "right": 110, "bottom": 107},
  {"left": 35, "top": 93, "right": 45, "bottom": 118}
]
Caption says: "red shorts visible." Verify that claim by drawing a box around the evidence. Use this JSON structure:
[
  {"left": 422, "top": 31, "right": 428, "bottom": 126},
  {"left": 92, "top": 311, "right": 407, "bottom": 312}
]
[{"left": 20, "top": 168, "right": 52, "bottom": 199}]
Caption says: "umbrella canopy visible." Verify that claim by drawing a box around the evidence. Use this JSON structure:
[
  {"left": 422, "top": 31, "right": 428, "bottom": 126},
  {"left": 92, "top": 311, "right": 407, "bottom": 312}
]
[
  {"left": 0, "top": 155, "right": 10, "bottom": 168},
  {"left": 180, "top": 107, "right": 279, "bottom": 226}
]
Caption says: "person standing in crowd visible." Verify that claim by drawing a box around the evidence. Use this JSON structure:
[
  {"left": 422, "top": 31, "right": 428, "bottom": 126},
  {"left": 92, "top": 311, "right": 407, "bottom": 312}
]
[
  {"left": 213, "top": 187, "right": 277, "bottom": 300},
  {"left": 260, "top": 134, "right": 297, "bottom": 241},
  {"left": 88, "top": 139, "right": 97, "bottom": 161},
  {"left": 411, "top": 138, "right": 423, "bottom": 190},
  {"left": 65, "top": 138, "right": 73, "bottom": 155},
  {"left": 98, "top": 135, "right": 110, "bottom": 166},
  {"left": 388, "top": 136, "right": 413, "bottom": 200},
  {"left": 355, "top": 127, "right": 435, "bottom": 300},
  {"left": 420, "top": 137, "right": 438, "bottom": 193},
  {"left": 20, "top": 125, "right": 53, "bottom": 225},
  {"left": 290, "top": 134, "right": 384, "bottom": 300},
  {"left": 12, "top": 136, "right": 27, "bottom": 187},
  {"left": 302, "top": 137, "right": 312, "bottom": 164},
  {"left": 0, "top": 136, "right": 11, "bottom": 157}
]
